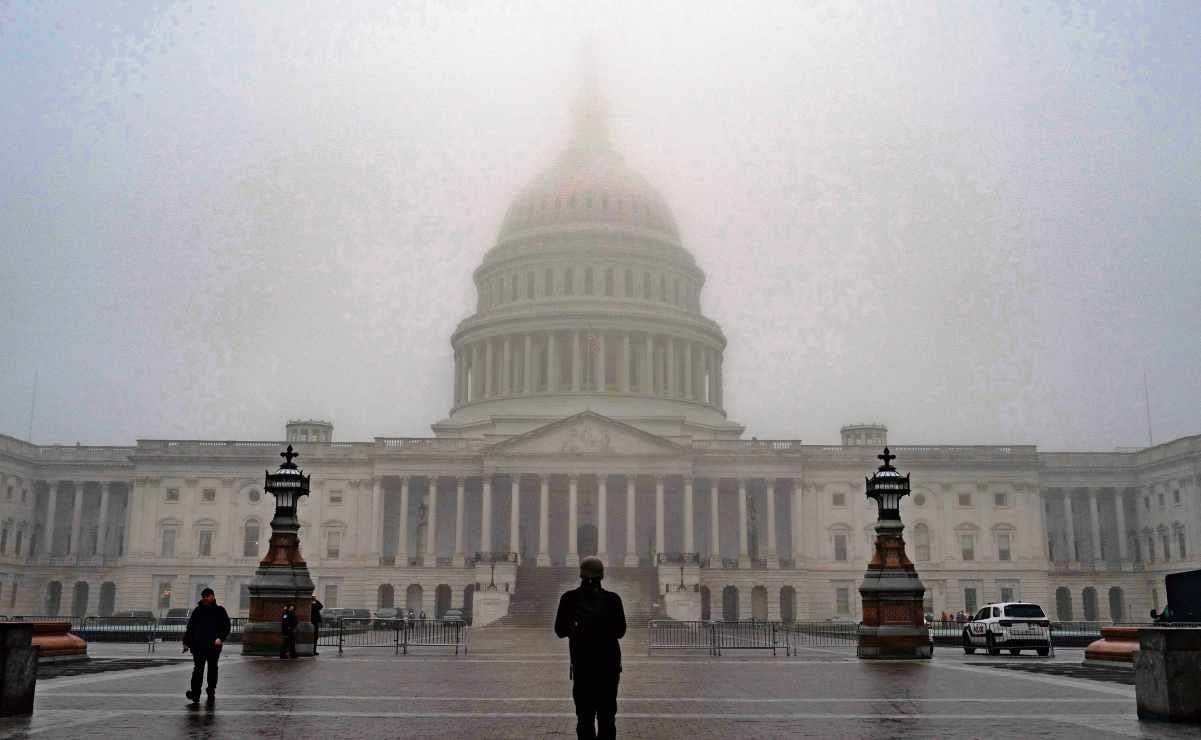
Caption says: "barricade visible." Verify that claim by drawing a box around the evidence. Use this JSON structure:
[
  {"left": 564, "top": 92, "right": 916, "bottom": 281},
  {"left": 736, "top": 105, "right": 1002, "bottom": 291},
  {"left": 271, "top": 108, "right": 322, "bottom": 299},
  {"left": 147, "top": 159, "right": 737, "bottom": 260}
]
[
  {"left": 333, "top": 618, "right": 469, "bottom": 656},
  {"left": 647, "top": 621, "right": 716, "bottom": 656},
  {"left": 711, "top": 621, "right": 778, "bottom": 656},
  {"left": 779, "top": 621, "right": 859, "bottom": 654}
]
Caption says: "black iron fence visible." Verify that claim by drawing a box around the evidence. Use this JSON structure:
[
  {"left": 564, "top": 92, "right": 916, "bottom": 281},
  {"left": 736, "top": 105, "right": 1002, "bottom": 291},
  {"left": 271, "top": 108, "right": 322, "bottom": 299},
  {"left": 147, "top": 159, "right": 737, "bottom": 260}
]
[
  {"left": 649, "top": 621, "right": 856, "bottom": 656},
  {"left": 331, "top": 618, "right": 469, "bottom": 655}
]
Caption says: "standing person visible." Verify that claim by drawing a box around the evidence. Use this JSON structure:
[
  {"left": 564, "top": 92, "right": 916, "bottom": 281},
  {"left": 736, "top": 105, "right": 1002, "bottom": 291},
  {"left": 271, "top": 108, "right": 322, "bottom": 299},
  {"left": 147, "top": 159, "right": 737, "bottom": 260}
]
[
  {"left": 280, "top": 604, "right": 298, "bottom": 659},
  {"left": 182, "top": 588, "right": 231, "bottom": 706},
  {"left": 310, "top": 598, "right": 323, "bottom": 656},
  {"left": 554, "top": 556, "right": 626, "bottom": 740}
]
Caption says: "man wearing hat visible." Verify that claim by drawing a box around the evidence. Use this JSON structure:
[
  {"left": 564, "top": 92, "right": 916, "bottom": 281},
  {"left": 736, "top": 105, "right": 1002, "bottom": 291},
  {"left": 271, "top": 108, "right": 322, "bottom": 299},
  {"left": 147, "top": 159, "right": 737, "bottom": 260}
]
[{"left": 554, "top": 556, "right": 627, "bottom": 740}]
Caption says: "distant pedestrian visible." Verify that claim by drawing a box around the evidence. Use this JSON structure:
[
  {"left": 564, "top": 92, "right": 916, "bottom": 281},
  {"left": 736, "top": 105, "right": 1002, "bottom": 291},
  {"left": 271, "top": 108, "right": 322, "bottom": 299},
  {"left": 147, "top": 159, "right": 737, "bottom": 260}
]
[
  {"left": 182, "top": 588, "right": 231, "bottom": 706},
  {"left": 311, "top": 598, "right": 324, "bottom": 656},
  {"left": 280, "top": 604, "right": 298, "bottom": 659},
  {"left": 554, "top": 556, "right": 626, "bottom": 740},
  {"left": 419, "top": 609, "right": 427, "bottom": 621}
]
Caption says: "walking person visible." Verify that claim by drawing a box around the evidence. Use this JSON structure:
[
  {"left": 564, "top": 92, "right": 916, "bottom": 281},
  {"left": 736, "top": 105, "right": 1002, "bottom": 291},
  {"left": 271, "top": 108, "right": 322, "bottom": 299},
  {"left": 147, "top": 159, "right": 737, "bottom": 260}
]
[
  {"left": 310, "top": 598, "right": 323, "bottom": 656},
  {"left": 182, "top": 588, "right": 231, "bottom": 707},
  {"left": 280, "top": 604, "right": 298, "bottom": 659},
  {"left": 554, "top": 556, "right": 626, "bottom": 740}
]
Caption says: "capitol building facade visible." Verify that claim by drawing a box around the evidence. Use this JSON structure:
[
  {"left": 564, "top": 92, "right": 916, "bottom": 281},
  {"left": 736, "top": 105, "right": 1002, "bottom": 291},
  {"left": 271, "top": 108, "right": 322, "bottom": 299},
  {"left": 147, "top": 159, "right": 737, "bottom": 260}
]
[{"left": 1, "top": 86, "right": 1198, "bottom": 626}]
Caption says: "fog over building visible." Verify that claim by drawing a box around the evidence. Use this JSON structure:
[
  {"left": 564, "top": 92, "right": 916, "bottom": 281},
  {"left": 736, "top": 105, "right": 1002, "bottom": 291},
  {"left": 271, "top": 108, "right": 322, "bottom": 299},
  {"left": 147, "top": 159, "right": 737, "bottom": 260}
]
[{"left": 1, "top": 82, "right": 1198, "bottom": 626}]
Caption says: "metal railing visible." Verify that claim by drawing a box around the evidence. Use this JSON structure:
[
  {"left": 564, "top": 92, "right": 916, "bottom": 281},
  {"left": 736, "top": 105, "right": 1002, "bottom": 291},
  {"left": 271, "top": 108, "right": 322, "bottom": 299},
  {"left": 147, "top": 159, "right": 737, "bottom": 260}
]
[
  {"left": 648, "top": 621, "right": 717, "bottom": 655},
  {"left": 333, "top": 618, "right": 469, "bottom": 655}
]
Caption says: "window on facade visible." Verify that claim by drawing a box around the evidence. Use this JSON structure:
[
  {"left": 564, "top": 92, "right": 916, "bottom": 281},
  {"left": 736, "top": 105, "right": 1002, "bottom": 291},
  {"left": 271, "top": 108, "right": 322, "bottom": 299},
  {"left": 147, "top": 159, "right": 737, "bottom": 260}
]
[
  {"left": 1158, "top": 492, "right": 1165, "bottom": 508},
  {"left": 545, "top": 268, "right": 553, "bottom": 296},
  {"left": 1144, "top": 497, "right": 1150, "bottom": 510},
  {"left": 326, "top": 531, "right": 341, "bottom": 560},
  {"left": 496, "top": 277, "right": 504, "bottom": 304},
  {"left": 994, "top": 493, "right": 1008, "bottom": 507},
  {"left": 249, "top": 489, "right": 261, "bottom": 504},
  {"left": 960, "top": 534, "right": 975, "bottom": 561},
  {"left": 584, "top": 268, "right": 594, "bottom": 295},
  {"left": 835, "top": 587, "right": 850, "bottom": 616},
  {"left": 624, "top": 270, "right": 633, "bottom": 297},
  {"left": 165, "top": 488, "right": 180, "bottom": 502},
  {"left": 15, "top": 530, "right": 22, "bottom": 556},
  {"left": 674, "top": 280, "right": 681, "bottom": 306},
  {"left": 160, "top": 529, "right": 176, "bottom": 557},
  {"left": 913, "top": 493, "right": 926, "bottom": 506},
  {"left": 202, "top": 488, "right": 216, "bottom": 503},
  {"left": 8, "top": 582, "right": 16, "bottom": 607},
  {"left": 5, "top": 486, "right": 11, "bottom": 500},
  {"left": 329, "top": 490, "right": 343, "bottom": 505},
  {"left": 526, "top": 272, "right": 534, "bottom": 299},
  {"left": 1000, "top": 586, "right": 1015, "bottom": 603},
  {"left": 964, "top": 587, "right": 978, "bottom": 614},
  {"left": 832, "top": 492, "right": 846, "bottom": 507},
  {"left": 914, "top": 524, "right": 930, "bottom": 561},
  {"left": 604, "top": 268, "right": 614, "bottom": 296},
  {"left": 243, "top": 523, "right": 260, "bottom": 558},
  {"left": 958, "top": 493, "right": 972, "bottom": 507},
  {"left": 833, "top": 534, "right": 848, "bottom": 561},
  {"left": 198, "top": 529, "right": 213, "bottom": 557},
  {"left": 324, "top": 584, "right": 339, "bottom": 608},
  {"left": 659, "top": 275, "right": 667, "bottom": 302},
  {"left": 1173, "top": 490, "right": 1181, "bottom": 505},
  {"left": 1178, "top": 531, "right": 1187, "bottom": 559},
  {"left": 1162, "top": 534, "right": 1171, "bottom": 561},
  {"left": 0, "top": 528, "right": 7, "bottom": 554},
  {"left": 1147, "top": 535, "right": 1155, "bottom": 561},
  {"left": 564, "top": 268, "right": 574, "bottom": 295},
  {"left": 157, "top": 581, "right": 172, "bottom": 610},
  {"left": 643, "top": 272, "right": 651, "bottom": 299},
  {"left": 509, "top": 274, "right": 517, "bottom": 301},
  {"left": 997, "top": 532, "right": 1011, "bottom": 561},
  {"left": 20, "top": 489, "right": 26, "bottom": 502}
]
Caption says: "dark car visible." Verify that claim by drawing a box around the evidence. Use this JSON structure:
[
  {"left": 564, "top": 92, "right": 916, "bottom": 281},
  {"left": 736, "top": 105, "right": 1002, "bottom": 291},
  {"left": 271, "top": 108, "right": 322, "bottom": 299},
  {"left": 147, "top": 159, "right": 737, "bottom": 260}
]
[
  {"left": 161, "top": 607, "right": 191, "bottom": 626},
  {"left": 109, "top": 610, "right": 157, "bottom": 623}
]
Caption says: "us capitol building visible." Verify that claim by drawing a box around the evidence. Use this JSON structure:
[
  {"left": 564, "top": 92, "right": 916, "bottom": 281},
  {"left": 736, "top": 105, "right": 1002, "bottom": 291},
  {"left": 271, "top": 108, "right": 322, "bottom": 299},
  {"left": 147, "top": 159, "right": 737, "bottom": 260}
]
[{"left": 1, "top": 84, "right": 1198, "bottom": 627}]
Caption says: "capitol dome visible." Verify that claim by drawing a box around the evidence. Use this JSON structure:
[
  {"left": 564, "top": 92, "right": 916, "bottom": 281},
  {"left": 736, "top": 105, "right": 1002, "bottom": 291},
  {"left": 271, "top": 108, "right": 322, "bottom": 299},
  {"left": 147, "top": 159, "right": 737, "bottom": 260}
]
[{"left": 436, "top": 78, "right": 742, "bottom": 441}]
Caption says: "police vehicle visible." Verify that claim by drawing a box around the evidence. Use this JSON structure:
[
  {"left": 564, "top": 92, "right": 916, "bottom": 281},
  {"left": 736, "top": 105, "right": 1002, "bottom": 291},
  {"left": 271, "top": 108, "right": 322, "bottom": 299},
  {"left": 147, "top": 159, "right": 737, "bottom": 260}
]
[{"left": 961, "top": 602, "right": 1051, "bottom": 656}]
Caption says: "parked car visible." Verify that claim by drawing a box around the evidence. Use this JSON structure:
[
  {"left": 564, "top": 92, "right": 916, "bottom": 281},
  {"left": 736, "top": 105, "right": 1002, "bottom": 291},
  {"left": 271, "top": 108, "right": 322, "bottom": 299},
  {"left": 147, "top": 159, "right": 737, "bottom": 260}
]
[
  {"left": 350, "top": 608, "right": 372, "bottom": 620},
  {"left": 323, "top": 608, "right": 354, "bottom": 622},
  {"left": 962, "top": 602, "right": 1051, "bottom": 656},
  {"left": 374, "top": 607, "right": 400, "bottom": 620},
  {"left": 161, "top": 607, "right": 191, "bottom": 626},
  {"left": 109, "top": 610, "right": 156, "bottom": 623},
  {"left": 441, "top": 608, "right": 466, "bottom": 625}
]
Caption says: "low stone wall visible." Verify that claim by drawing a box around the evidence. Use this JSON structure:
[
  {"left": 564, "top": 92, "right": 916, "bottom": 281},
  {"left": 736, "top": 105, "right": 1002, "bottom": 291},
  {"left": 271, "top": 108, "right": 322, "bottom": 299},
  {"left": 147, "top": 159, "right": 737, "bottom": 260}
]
[
  {"left": 1084, "top": 626, "right": 1140, "bottom": 669},
  {"left": 31, "top": 621, "right": 88, "bottom": 664}
]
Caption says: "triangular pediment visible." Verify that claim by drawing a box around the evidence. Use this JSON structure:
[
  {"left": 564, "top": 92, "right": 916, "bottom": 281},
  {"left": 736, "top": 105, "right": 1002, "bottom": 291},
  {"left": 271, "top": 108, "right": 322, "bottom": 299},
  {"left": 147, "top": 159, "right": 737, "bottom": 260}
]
[{"left": 486, "top": 412, "right": 682, "bottom": 456}]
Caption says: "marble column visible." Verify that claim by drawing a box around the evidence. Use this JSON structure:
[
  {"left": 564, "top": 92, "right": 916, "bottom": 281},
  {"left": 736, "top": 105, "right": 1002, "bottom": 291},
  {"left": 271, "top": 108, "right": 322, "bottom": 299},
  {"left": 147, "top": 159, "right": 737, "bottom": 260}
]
[
  {"left": 737, "top": 479, "right": 750, "bottom": 568},
  {"left": 371, "top": 477, "right": 384, "bottom": 562},
  {"left": 1088, "top": 489, "right": 1102, "bottom": 563},
  {"left": 619, "top": 334, "right": 630, "bottom": 392},
  {"left": 597, "top": 475, "right": 608, "bottom": 561},
  {"left": 547, "top": 332, "right": 559, "bottom": 392},
  {"left": 397, "top": 476, "right": 410, "bottom": 566},
  {"left": 471, "top": 343, "right": 482, "bottom": 400},
  {"left": 790, "top": 480, "right": 803, "bottom": 563},
  {"left": 666, "top": 339, "right": 676, "bottom": 397},
  {"left": 595, "top": 331, "right": 606, "bottom": 390},
  {"left": 567, "top": 474, "right": 579, "bottom": 567},
  {"left": 683, "top": 342, "right": 693, "bottom": 399},
  {"left": 484, "top": 340, "right": 495, "bottom": 397},
  {"left": 683, "top": 477, "right": 695, "bottom": 554},
  {"left": 765, "top": 478, "right": 778, "bottom": 568},
  {"left": 644, "top": 335, "right": 654, "bottom": 394},
  {"left": 501, "top": 337, "right": 512, "bottom": 395},
  {"left": 537, "top": 475, "right": 550, "bottom": 567},
  {"left": 1114, "top": 490, "right": 1128, "bottom": 561},
  {"left": 480, "top": 476, "right": 493, "bottom": 554},
  {"left": 655, "top": 475, "right": 665, "bottom": 561},
  {"left": 97, "top": 482, "right": 111, "bottom": 557},
  {"left": 454, "top": 477, "right": 466, "bottom": 566},
  {"left": 709, "top": 479, "right": 721, "bottom": 561},
  {"left": 523, "top": 334, "right": 534, "bottom": 394},
  {"left": 423, "top": 476, "right": 439, "bottom": 566},
  {"left": 509, "top": 475, "right": 521, "bottom": 558},
  {"left": 1063, "top": 491, "right": 1077, "bottom": 562},
  {"left": 624, "top": 475, "right": 638, "bottom": 567},
  {"left": 572, "top": 331, "right": 582, "bottom": 391},
  {"left": 69, "top": 481, "right": 85, "bottom": 557}
]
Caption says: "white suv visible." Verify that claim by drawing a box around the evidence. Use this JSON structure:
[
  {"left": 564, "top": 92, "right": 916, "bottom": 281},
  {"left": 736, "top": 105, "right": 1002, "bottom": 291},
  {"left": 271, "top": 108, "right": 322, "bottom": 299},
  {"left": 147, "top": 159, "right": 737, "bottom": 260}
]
[{"left": 962, "top": 602, "right": 1051, "bottom": 656}]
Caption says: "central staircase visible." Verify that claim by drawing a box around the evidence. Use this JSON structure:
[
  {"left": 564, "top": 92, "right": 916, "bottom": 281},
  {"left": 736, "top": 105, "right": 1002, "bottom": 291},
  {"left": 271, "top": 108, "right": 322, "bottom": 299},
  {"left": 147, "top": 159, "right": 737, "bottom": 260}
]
[{"left": 488, "top": 563, "right": 662, "bottom": 628}]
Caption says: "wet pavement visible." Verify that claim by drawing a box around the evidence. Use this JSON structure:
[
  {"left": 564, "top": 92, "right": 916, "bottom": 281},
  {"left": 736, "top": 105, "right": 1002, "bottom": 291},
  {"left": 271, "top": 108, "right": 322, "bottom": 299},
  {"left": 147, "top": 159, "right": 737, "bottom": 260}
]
[{"left": 0, "top": 628, "right": 1194, "bottom": 738}]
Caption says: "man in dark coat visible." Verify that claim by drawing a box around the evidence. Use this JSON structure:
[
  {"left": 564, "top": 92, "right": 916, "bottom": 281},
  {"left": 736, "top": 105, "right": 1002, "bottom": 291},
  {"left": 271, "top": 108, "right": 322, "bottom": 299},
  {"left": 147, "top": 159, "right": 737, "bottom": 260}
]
[
  {"left": 555, "top": 556, "right": 626, "bottom": 740},
  {"left": 182, "top": 588, "right": 231, "bottom": 705},
  {"left": 280, "top": 604, "right": 298, "bottom": 659},
  {"left": 310, "top": 598, "right": 323, "bottom": 656}
]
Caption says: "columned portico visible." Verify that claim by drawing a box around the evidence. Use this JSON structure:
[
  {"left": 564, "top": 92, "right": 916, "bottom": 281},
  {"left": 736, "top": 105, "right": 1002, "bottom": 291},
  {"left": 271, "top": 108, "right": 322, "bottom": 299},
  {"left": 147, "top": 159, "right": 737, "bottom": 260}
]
[
  {"left": 624, "top": 474, "right": 638, "bottom": 567},
  {"left": 566, "top": 474, "right": 579, "bottom": 567},
  {"left": 737, "top": 478, "right": 750, "bottom": 568}
]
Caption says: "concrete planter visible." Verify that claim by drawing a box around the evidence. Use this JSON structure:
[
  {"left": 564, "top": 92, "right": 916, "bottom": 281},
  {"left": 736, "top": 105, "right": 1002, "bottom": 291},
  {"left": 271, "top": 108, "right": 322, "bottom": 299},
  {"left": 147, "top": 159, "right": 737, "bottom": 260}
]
[{"left": 1136, "top": 627, "right": 1201, "bottom": 723}]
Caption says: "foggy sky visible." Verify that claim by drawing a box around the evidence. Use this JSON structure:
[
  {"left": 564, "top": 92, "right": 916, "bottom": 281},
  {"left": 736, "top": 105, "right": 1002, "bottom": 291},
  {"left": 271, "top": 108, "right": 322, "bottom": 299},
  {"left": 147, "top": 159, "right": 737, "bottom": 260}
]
[{"left": 2, "top": 1, "right": 1198, "bottom": 451}]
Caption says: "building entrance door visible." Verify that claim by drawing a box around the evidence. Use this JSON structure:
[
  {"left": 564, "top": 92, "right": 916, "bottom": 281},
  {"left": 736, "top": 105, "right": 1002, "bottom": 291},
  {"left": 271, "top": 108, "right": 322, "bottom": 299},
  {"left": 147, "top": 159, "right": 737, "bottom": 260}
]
[{"left": 578, "top": 524, "right": 598, "bottom": 557}]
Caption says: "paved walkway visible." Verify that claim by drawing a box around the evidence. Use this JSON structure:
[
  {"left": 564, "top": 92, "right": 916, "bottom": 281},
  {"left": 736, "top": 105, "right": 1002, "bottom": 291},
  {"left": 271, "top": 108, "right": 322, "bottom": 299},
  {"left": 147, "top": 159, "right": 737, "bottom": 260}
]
[{"left": 0, "top": 628, "right": 1193, "bottom": 738}]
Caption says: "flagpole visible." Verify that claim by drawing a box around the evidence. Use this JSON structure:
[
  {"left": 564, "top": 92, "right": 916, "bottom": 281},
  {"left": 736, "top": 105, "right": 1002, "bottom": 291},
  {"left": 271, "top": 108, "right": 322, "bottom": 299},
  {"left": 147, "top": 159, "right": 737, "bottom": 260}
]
[
  {"left": 27, "top": 371, "right": 38, "bottom": 442},
  {"left": 1143, "top": 370, "right": 1153, "bottom": 447}
]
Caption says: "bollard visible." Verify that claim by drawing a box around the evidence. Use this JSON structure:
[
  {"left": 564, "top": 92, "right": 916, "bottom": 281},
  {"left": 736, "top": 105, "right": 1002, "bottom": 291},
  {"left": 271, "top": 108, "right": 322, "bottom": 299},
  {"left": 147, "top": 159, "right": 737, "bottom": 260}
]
[
  {"left": 0, "top": 623, "right": 37, "bottom": 716},
  {"left": 1136, "top": 627, "right": 1201, "bottom": 723}
]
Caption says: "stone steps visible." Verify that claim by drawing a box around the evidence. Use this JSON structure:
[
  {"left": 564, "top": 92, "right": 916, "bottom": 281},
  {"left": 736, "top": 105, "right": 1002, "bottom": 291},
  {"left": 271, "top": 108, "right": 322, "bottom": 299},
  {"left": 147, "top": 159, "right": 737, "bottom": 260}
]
[{"left": 489, "top": 564, "right": 662, "bottom": 628}]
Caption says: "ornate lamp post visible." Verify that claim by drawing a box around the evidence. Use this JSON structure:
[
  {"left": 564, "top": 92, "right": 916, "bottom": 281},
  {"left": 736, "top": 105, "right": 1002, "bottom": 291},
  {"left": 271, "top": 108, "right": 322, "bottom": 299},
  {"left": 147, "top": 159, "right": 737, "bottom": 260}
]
[
  {"left": 242, "top": 445, "right": 317, "bottom": 656},
  {"left": 857, "top": 448, "right": 932, "bottom": 659}
]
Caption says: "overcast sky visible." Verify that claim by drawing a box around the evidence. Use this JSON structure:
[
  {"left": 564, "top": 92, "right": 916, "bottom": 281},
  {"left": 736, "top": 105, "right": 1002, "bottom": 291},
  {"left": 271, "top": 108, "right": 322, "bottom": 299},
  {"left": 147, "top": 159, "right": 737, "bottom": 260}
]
[{"left": 1, "top": 1, "right": 1198, "bottom": 450}]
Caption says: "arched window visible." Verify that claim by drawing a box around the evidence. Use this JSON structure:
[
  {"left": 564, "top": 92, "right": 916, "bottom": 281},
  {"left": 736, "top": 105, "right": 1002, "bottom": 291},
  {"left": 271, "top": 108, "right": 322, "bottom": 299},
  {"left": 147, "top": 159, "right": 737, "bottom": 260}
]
[
  {"left": 751, "top": 586, "right": 768, "bottom": 620},
  {"left": 721, "top": 586, "right": 739, "bottom": 621},
  {"left": 913, "top": 523, "right": 930, "bottom": 561},
  {"left": 99, "top": 581, "right": 116, "bottom": 617},
  {"left": 779, "top": 586, "right": 796, "bottom": 623},
  {"left": 1055, "top": 586, "right": 1073, "bottom": 621},
  {"left": 1082, "top": 587, "right": 1098, "bottom": 621},
  {"left": 45, "top": 581, "right": 62, "bottom": 616},
  {"left": 435, "top": 584, "right": 452, "bottom": 619},
  {"left": 72, "top": 581, "right": 89, "bottom": 618},
  {"left": 700, "top": 586, "right": 712, "bottom": 621},
  {"left": 378, "top": 584, "right": 395, "bottom": 609},
  {"left": 1108, "top": 587, "right": 1124, "bottom": 623},
  {"left": 406, "top": 584, "right": 423, "bottom": 614},
  {"left": 243, "top": 519, "right": 261, "bottom": 558}
]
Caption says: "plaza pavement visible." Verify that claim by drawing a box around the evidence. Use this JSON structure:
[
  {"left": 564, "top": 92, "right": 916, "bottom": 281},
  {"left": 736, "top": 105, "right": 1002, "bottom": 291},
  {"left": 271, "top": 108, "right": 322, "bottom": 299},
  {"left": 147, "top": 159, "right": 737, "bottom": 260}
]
[{"left": 0, "top": 628, "right": 1194, "bottom": 739}]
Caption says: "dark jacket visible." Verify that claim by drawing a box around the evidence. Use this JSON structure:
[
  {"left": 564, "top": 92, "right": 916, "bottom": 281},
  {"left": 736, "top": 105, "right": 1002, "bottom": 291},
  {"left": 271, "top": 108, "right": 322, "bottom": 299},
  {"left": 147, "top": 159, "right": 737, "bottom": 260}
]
[
  {"left": 281, "top": 609, "right": 298, "bottom": 634},
  {"left": 311, "top": 599, "right": 323, "bottom": 626},
  {"left": 554, "top": 581, "right": 626, "bottom": 676},
  {"left": 183, "top": 601, "right": 231, "bottom": 653}
]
